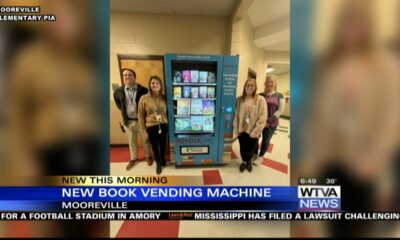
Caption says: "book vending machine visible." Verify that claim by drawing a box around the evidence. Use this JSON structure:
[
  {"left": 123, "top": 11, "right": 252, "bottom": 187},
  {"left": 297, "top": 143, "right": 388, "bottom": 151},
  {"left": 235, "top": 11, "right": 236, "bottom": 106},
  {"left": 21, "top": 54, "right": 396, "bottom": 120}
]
[{"left": 164, "top": 54, "right": 239, "bottom": 166}]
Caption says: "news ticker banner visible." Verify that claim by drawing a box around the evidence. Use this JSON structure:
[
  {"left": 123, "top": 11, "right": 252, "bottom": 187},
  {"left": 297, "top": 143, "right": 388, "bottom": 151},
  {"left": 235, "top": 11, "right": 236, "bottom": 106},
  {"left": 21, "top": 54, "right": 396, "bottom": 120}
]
[
  {"left": 0, "top": 176, "right": 341, "bottom": 213},
  {"left": 2, "top": 212, "right": 400, "bottom": 221}
]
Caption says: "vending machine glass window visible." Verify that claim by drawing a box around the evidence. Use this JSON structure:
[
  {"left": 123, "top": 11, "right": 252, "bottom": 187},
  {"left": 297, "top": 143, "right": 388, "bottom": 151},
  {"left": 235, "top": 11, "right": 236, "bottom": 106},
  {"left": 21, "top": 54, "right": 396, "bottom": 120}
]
[{"left": 171, "top": 60, "right": 217, "bottom": 137}]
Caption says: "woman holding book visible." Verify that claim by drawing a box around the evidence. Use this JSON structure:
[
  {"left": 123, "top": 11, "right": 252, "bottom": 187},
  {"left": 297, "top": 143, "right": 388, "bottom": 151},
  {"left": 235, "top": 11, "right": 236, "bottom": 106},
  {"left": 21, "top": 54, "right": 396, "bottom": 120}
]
[
  {"left": 233, "top": 78, "right": 267, "bottom": 172},
  {"left": 138, "top": 76, "right": 168, "bottom": 175},
  {"left": 253, "top": 75, "right": 286, "bottom": 163}
]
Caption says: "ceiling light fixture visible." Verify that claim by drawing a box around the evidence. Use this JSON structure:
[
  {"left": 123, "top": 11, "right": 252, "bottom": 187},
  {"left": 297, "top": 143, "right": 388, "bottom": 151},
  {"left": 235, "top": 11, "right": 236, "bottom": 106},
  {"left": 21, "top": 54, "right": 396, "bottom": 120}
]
[{"left": 266, "top": 66, "right": 274, "bottom": 73}]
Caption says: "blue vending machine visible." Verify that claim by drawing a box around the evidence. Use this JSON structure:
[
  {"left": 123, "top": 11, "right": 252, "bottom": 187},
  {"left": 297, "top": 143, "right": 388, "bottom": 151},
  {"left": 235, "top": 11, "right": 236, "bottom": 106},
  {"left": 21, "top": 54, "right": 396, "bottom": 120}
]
[{"left": 165, "top": 54, "right": 239, "bottom": 166}]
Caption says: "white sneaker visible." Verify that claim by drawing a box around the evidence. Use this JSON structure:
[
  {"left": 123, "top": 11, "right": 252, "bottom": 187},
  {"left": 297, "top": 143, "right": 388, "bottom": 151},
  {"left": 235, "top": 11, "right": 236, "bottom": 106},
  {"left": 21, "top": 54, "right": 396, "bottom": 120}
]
[{"left": 253, "top": 156, "right": 262, "bottom": 166}]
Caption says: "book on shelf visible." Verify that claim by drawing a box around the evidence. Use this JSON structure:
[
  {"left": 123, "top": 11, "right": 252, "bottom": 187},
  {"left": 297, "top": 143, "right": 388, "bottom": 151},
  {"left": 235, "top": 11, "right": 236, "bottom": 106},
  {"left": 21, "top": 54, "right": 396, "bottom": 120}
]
[
  {"left": 173, "top": 86, "right": 182, "bottom": 98},
  {"left": 199, "top": 86, "right": 207, "bottom": 98},
  {"left": 183, "top": 86, "right": 191, "bottom": 98},
  {"left": 207, "top": 72, "right": 216, "bottom": 83},
  {"left": 207, "top": 87, "right": 215, "bottom": 98},
  {"left": 199, "top": 71, "right": 208, "bottom": 83},
  {"left": 203, "top": 116, "right": 214, "bottom": 131},
  {"left": 173, "top": 71, "right": 182, "bottom": 83},
  {"left": 190, "top": 70, "right": 199, "bottom": 83},
  {"left": 191, "top": 116, "right": 203, "bottom": 131},
  {"left": 191, "top": 87, "right": 199, "bottom": 98},
  {"left": 190, "top": 99, "right": 203, "bottom": 115},
  {"left": 175, "top": 118, "right": 191, "bottom": 132},
  {"left": 182, "top": 70, "right": 191, "bottom": 83},
  {"left": 177, "top": 99, "right": 190, "bottom": 116},
  {"left": 203, "top": 100, "right": 215, "bottom": 115}
]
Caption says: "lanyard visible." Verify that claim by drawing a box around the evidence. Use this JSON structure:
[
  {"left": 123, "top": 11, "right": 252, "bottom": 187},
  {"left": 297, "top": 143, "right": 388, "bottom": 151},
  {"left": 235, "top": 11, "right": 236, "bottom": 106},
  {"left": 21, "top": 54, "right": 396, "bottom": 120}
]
[
  {"left": 244, "top": 97, "right": 255, "bottom": 115},
  {"left": 152, "top": 96, "right": 161, "bottom": 114},
  {"left": 244, "top": 97, "right": 255, "bottom": 124},
  {"left": 152, "top": 96, "right": 162, "bottom": 134},
  {"left": 127, "top": 88, "right": 136, "bottom": 104}
]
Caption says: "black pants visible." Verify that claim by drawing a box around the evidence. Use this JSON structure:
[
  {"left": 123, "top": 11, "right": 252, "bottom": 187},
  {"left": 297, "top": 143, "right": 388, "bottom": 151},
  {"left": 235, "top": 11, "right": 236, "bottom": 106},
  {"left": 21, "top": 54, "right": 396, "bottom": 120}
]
[
  {"left": 254, "top": 126, "right": 277, "bottom": 156},
  {"left": 146, "top": 124, "right": 167, "bottom": 167},
  {"left": 321, "top": 163, "right": 374, "bottom": 237},
  {"left": 238, "top": 132, "right": 259, "bottom": 163}
]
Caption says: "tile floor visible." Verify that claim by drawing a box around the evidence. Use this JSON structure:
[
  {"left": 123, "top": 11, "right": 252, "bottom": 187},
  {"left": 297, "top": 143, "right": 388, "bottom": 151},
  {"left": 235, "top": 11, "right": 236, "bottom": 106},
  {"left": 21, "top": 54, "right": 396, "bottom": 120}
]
[{"left": 110, "top": 119, "right": 291, "bottom": 238}]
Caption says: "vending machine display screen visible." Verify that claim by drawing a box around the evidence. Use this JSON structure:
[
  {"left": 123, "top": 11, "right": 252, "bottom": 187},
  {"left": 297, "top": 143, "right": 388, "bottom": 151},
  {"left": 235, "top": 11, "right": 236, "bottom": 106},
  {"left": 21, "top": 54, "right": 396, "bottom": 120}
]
[{"left": 171, "top": 60, "right": 217, "bottom": 136}]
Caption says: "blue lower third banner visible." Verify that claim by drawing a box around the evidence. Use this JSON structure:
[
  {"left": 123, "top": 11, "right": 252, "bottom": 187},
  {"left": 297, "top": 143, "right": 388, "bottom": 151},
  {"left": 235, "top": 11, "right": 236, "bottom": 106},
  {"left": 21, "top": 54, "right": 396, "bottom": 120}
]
[{"left": 0, "top": 186, "right": 340, "bottom": 211}]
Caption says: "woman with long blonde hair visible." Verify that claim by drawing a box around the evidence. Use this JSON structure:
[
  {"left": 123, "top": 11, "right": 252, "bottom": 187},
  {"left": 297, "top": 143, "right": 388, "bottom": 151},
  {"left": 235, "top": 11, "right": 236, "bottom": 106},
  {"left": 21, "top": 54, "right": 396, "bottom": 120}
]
[
  {"left": 138, "top": 76, "right": 168, "bottom": 175},
  {"left": 254, "top": 75, "right": 285, "bottom": 162},
  {"left": 233, "top": 78, "right": 267, "bottom": 172}
]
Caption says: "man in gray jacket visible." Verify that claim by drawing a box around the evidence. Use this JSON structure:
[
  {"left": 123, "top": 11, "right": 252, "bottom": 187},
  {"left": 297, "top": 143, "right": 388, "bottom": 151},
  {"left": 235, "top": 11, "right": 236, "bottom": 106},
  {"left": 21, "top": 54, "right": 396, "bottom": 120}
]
[{"left": 114, "top": 68, "right": 152, "bottom": 170}]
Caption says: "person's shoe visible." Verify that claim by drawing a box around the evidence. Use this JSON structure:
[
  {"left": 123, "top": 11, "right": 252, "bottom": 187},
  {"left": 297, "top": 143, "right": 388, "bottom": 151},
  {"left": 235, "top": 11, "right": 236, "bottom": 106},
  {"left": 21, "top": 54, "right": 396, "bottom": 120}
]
[
  {"left": 156, "top": 165, "right": 162, "bottom": 175},
  {"left": 147, "top": 157, "right": 154, "bottom": 166},
  {"left": 253, "top": 155, "right": 261, "bottom": 166},
  {"left": 126, "top": 159, "right": 137, "bottom": 171},
  {"left": 239, "top": 162, "right": 247, "bottom": 172},
  {"left": 161, "top": 161, "right": 173, "bottom": 167},
  {"left": 247, "top": 161, "right": 253, "bottom": 172}
]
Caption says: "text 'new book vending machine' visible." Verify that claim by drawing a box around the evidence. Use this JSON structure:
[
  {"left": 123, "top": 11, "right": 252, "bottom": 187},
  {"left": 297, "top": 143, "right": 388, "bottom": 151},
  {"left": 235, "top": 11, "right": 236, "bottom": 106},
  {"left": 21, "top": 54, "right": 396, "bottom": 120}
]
[{"left": 165, "top": 54, "right": 239, "bottom": 166}]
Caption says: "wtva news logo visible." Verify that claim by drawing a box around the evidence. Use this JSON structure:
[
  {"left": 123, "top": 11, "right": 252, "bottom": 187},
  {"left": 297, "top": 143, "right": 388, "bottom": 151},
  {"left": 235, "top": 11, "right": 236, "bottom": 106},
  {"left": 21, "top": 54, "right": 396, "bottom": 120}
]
[{"left": 298, "top": 186, "right": 341, "bottom": 210}]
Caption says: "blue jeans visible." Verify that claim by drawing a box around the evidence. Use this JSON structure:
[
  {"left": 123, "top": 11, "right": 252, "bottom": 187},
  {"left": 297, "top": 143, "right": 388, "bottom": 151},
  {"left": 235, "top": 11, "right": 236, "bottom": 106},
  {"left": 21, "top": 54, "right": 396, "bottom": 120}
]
[{"left": 255, "top": 126, "right": 277, "bottom": 156}]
